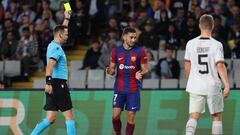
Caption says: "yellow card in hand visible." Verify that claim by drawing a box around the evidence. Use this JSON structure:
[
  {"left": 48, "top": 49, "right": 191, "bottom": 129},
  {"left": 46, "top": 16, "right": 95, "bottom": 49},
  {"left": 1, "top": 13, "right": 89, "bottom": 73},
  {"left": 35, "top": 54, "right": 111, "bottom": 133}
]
[{"left": 64, "top": 2, "right": 71, "bottom": 11}]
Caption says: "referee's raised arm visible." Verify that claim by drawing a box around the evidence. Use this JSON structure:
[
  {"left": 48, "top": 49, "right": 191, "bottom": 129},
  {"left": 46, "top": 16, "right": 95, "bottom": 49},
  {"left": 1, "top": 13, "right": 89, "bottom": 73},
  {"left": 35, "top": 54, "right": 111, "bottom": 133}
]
[{"left": 63, "top": 11, "right": 71, "bottom": 27}]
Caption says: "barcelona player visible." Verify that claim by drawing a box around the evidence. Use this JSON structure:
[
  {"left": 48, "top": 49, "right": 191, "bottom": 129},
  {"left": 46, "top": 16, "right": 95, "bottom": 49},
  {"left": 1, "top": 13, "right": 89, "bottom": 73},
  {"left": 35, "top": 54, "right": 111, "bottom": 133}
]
[{"left": 106, "top": 27, "right": 148, "bottom": 135}]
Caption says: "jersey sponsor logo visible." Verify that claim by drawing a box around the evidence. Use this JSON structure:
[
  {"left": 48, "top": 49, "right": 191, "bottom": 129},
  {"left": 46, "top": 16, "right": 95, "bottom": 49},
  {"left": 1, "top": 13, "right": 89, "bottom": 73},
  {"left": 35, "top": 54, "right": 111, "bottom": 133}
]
[
  {"left": 119, "top": 64, "right": 135, "bottom": 70},
  {"left": 131, "top": 56, "right": 136, "bottom": 62}
]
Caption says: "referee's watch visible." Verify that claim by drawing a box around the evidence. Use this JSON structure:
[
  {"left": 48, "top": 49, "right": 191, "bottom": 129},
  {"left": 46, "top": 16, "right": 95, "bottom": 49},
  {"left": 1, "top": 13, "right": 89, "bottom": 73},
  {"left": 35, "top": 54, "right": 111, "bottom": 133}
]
[{"left": 46, "top": 76, "right": 52, "bottom": 85}]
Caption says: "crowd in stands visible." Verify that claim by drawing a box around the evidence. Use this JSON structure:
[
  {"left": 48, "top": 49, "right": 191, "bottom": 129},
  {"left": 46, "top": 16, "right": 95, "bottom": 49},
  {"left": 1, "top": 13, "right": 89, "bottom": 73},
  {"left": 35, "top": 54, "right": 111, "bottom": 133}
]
[
  {"left": 0, "top": 0, "right": 240, "bottom": 87},
  {"left": 80, "top": 0, "right": 240, "bottom": 80}
]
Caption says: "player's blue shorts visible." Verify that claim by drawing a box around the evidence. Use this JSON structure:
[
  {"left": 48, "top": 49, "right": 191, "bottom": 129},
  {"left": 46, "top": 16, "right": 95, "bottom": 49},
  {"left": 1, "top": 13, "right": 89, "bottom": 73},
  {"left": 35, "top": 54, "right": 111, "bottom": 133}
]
[{"left": 112, "top": 92, "right": 140, "bottom": 112}]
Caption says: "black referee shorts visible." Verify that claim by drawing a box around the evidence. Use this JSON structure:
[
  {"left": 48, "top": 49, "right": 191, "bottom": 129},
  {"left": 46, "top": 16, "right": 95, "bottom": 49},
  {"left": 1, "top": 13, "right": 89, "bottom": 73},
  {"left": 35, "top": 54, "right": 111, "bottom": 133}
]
[{"left": 44, "top": 79, "right": 73, "bottom": 112}]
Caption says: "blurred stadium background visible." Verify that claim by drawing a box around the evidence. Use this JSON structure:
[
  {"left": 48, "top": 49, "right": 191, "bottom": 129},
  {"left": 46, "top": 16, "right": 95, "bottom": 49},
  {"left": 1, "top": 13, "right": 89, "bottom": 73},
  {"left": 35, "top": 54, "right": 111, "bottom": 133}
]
[{"left": 0, "top": 0, "right": 240, "bottom": 135}]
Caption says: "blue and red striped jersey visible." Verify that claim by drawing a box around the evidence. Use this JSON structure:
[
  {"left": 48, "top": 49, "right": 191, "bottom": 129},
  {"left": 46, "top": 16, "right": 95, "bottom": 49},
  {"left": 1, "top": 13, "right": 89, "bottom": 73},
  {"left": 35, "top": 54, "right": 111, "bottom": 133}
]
[{"left": 111, "top": 45, "right": 147, "bottom": 93}]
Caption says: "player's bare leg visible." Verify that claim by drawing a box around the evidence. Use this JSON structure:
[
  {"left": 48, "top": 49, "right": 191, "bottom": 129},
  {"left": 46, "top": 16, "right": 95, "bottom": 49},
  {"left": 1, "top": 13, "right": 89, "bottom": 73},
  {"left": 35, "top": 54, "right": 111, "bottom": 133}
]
[
  {"left": 31, "top": 111, "right": 57, "bottom": 135},
  {"left": 126, "top": 111, "right": 136, "bottom": 135},
  {"left": 186, "top": 112, "right": 200, "bottom": 135},
  {"left": 63, "top": 109, "right": 76, "bottom": 135},
  {"left": 211, "top": 113, "right": 222, "bottom": 135},
  {"left": 112, "top": 108, "right": 122, "bottom": 135}
]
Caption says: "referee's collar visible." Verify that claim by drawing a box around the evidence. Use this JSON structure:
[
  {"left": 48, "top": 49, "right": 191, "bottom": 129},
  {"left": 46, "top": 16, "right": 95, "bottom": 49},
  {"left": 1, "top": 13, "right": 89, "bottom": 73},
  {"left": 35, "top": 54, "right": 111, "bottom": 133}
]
[{"left": 52, "top": 40, "right": 61, "bottom": 45}]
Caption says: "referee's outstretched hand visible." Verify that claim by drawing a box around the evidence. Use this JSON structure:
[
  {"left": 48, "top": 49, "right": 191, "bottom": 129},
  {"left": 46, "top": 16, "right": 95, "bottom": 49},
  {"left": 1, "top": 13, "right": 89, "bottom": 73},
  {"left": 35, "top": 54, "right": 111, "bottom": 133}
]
[{"left": 45, "top": 84, "right": 53, "bottom": 94}]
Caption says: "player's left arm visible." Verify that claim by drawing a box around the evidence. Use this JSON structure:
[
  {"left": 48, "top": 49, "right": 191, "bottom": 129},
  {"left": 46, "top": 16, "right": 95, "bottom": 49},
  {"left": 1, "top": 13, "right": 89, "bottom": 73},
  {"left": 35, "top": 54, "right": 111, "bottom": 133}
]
[
  {"left": 217, "top": 62, "right": 230, "bottom": 99},
  {"left": 140, "top": 64, "right": 148, "bottom": 75},
  {"left": 215, "top": 43, "right": 230, "bottom": 99},
  {"left": 136, "top": 48, "right": 148, "bottom": 80},
  {"left": 136, "top": 64, "right": 148, "bottom": 80}
]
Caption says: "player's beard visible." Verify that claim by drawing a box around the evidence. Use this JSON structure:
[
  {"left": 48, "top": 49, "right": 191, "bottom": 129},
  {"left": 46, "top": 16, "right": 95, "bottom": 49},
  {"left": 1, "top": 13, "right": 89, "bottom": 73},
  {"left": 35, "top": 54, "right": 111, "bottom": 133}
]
[{"left": 127, "top": 41, "right": 135, "bottom": 48}]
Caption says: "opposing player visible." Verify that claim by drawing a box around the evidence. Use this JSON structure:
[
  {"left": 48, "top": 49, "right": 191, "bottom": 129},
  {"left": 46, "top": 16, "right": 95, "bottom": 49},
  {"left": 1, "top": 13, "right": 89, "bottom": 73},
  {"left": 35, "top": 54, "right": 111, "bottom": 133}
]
[
  {"left": 106, "top": 27, "right": 148, "bottom": 135},
  {"left": 31, "top": 11, "right": 76, "bottom": 135},
  {"left": 184, "top": 14, "right": 230, "bottom": 135}
]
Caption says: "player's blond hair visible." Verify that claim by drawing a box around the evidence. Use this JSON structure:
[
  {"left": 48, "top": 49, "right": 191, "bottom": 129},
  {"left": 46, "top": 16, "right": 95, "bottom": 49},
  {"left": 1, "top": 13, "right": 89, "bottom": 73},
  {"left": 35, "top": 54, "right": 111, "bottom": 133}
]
[{"left": 199, "top": 14, "right": 214, "bottom": 30}]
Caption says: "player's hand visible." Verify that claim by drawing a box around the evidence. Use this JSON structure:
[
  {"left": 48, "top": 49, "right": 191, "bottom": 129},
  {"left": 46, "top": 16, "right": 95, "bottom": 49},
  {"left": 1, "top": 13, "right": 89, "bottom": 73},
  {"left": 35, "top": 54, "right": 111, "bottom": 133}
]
[
  {"left": 106, "top": 67, "right": 111, "bottom": 74},
  {"left": 223, "top": 87, "right": 230, "bottom": 99},
  {"left": 45, "top": 84, "right": 53, "bottom": 94},
  {"left": 135, "top": 71, "right": 142, "bottom": 80}
]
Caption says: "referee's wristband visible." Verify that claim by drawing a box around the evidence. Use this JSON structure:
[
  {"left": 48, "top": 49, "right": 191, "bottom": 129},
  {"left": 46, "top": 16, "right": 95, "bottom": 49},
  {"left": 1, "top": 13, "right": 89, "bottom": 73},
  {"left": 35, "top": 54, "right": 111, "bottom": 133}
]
[{"left": 46, "top": 76, "right": 52, "bottom": 85}]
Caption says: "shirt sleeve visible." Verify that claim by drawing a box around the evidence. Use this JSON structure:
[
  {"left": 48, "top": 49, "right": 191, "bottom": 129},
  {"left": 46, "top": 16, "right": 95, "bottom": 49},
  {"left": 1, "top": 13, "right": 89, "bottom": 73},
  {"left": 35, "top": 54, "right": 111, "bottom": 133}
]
[
  {"left": 140, "top": 48, "right": 148, "bottom": 64},
  {"left": 184, "top": 42, "right": 190, "bottom": 62},
  {"left": 110, "top": 48, "right": 117, "bottom": 63},
  {"left": 48, "top": 46, "right": 61, "bottom": 61},
  {"left": 215, "top": 43, "right": 224, "bottom": 64}
]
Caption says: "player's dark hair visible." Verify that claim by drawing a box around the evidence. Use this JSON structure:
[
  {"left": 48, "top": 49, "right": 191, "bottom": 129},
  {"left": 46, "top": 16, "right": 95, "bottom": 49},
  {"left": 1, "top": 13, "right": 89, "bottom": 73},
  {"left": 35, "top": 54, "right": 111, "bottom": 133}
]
[
  {"left": 122, "top": 27, "right": 136, "bottom": 36},
  {"left": 53, "top": 25, "right": 68, "bottom": 36},
  {"left": 199, "top": 14, "right": 214, "bottom": 30}
]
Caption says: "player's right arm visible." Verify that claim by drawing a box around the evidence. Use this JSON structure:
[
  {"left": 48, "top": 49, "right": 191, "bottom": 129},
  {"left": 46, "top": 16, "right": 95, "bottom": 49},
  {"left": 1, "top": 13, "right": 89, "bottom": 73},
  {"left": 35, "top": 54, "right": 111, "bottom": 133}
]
[
  {"left": 184, "top": 42, "right": 191, "bottom": 79},
  {"left": 184, "top": 60, "right": 191, "bottom": 79},
  {"left": 106, "top": 48, "right": 116, "bottom": 75},
  {"left": 106, "top": 62, "right": 116, "bottom": 75}
]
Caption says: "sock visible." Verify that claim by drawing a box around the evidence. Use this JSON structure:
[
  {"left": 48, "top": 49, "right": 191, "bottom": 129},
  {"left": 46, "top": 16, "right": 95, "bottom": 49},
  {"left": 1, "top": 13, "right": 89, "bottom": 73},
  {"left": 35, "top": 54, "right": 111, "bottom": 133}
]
[
  {"left": 186, "top": 118, "right": 197, "bottom": 135},
  {"left": 31, "top": 119, "right": 50, "bottom": 135},
  {"left": 112, "top": 118, "right": 122, "bottom": 135},
  {"left": 65, "top": 120, "right": 76, "bottom": 135},
  {"left": 212, "top": 121, "right": 223, "bottom": 135},
  {"left": 126, "top": 122, "right": 135, "bottom": 135}
]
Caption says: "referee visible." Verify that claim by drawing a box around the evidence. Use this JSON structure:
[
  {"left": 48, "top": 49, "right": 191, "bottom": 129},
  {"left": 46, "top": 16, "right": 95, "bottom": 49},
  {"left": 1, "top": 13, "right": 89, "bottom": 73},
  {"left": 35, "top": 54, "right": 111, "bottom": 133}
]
[{"left": 31, "top": 11, "right": 76, "bottom": 135}]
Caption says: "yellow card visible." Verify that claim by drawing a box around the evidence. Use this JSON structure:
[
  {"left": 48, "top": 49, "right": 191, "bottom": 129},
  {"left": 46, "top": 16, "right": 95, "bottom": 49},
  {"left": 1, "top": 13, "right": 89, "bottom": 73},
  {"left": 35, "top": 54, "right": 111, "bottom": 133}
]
[{"left": 64, "top": 2, "right": 71, "bottom": 11}]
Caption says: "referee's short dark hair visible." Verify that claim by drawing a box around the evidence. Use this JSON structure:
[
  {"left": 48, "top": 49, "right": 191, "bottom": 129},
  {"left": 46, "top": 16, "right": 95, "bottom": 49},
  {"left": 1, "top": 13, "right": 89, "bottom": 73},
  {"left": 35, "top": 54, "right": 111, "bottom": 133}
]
[{"left": 53, "top": 25, "right": 68, "bottom": 36}]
